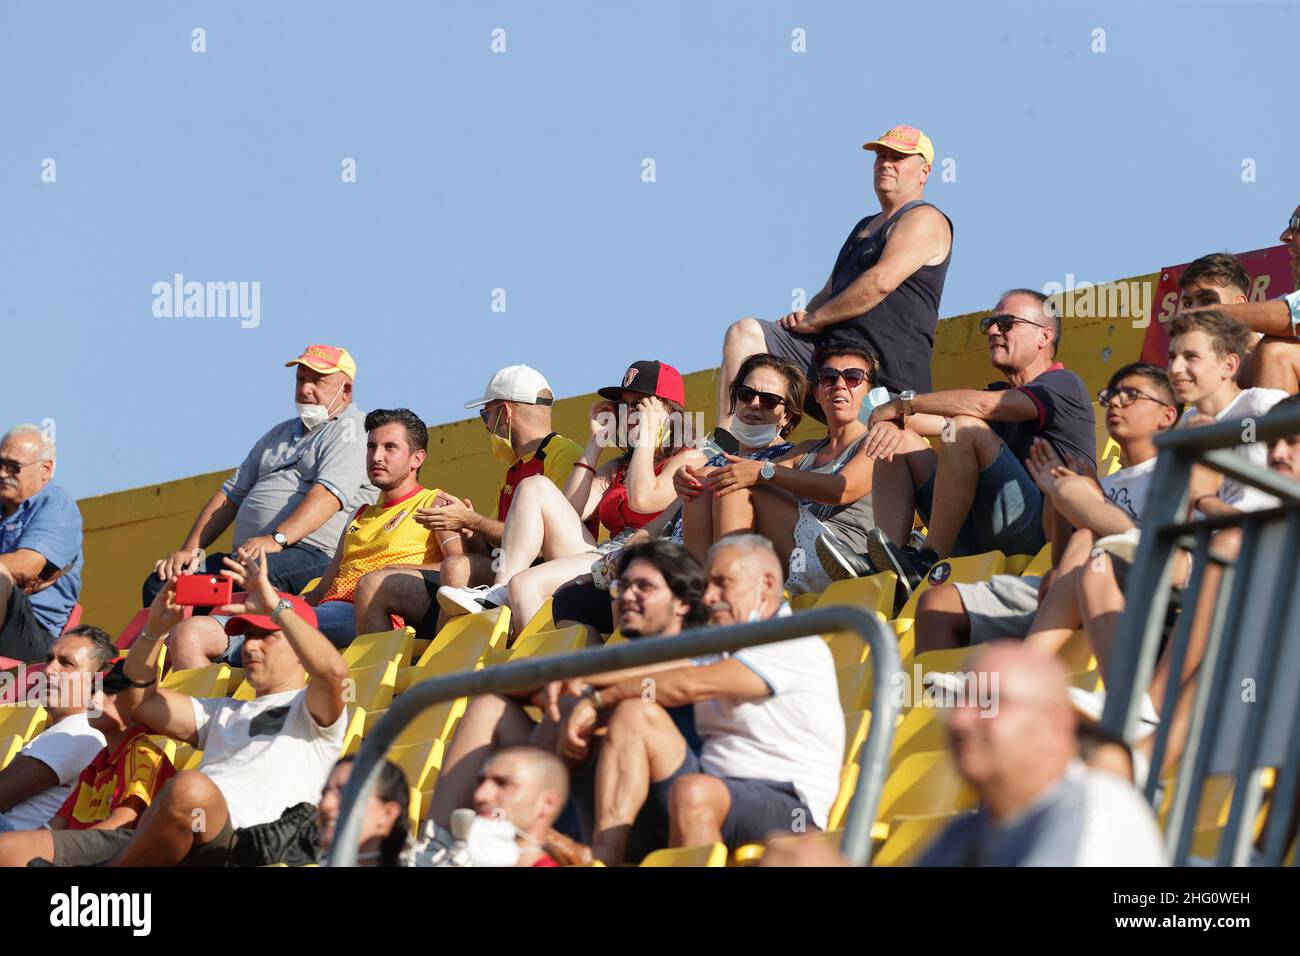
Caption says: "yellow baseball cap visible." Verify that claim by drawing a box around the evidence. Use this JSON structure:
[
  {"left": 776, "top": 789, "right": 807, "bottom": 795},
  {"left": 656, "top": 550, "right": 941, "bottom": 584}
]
[
  {"left": 285, "top": 344, "right": 357, "bottom": 380},
  {"left": 863, "top": 125, "right": 934, "bottom": 165}
]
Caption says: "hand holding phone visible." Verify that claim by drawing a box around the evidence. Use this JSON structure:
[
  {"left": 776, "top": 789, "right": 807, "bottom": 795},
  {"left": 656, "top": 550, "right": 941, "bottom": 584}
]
[{"left": 175, "top": 574, "right": 234, "bottom": 607}]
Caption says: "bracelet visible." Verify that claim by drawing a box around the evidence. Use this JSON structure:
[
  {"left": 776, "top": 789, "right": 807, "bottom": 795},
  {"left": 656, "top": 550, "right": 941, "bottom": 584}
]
[
  {"left": 574, "top": 461, "right": 597, "bottom": 474},
  {"left": 120, "top": 671, "right": 158, "bottom": 689}
]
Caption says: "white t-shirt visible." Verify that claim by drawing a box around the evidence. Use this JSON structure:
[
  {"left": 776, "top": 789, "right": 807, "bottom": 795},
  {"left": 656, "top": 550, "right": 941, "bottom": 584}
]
[
  {"left": 1099, "top": 456, "right": 1156, "bottom": 524},
  {"left": 692, "top": 607, "right": 844, "bottom": 829},
  {"left": 1, "top": 712, "right": 105, "bottom": 831},
  {"left": 192, "top": 688, "right": 346, "bottom": 830},
  {"left": 1075, "top": 766, "right": 1169, "bottom": 867},
  {"left": 1180, "top": 388, "right": 1288, "bottom": 513}
]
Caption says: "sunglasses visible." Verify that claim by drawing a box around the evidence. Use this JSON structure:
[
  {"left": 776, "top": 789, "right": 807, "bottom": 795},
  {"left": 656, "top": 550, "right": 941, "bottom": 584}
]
[
  {"left": 1097, "top": 386, "right": 1172, "bottom": 409},
  {"left": 734, "top": 384, "right": 787, "bottom": 410},
  {"left": 817, "top": 367, "right": 869, "bottom": 389},
  {"left": 0, "top": 457, "right": 42, "bottom": 477},
  {"left": 979, "top": 314, "right": 1050, "bottom": 335},
  {"left": 1289, "top": 213, "right": 1300, "bottom": 234}
]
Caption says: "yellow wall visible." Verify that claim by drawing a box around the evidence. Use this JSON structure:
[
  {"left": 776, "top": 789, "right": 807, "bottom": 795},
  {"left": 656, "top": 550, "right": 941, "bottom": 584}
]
[{"left": 74, "top": 273, "right": 1158, "bottom": 636}]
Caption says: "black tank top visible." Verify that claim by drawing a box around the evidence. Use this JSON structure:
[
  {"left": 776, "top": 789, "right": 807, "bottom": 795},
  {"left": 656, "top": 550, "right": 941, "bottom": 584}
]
[{"left": 824, "top": 200, "right": 952, "bottom": 394}]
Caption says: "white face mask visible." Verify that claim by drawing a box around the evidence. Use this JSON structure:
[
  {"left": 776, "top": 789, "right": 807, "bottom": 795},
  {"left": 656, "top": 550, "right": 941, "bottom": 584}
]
[
  {"left": 296, "top": 377, "right": 346, "bottom": 431},
  {"left": 464, "top": 814, "right": 523, "bottom": 867},
  {"left": 729, "top": 418, "right": 782, "bottom": 448}
]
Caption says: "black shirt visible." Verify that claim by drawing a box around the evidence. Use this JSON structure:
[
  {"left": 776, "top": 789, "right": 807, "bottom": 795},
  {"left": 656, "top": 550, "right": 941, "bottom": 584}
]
[{"left": 987, "top": 364, "right": 1098, "bottom": 471}]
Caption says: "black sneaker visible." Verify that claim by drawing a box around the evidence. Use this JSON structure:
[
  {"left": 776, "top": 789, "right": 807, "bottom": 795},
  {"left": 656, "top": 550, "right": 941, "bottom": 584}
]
[
  {"left": 865, "top": 528, "right": 938, "bottom": 610},
  {"left": 815, "top": 531, "right": 876, "bottom": 582}
]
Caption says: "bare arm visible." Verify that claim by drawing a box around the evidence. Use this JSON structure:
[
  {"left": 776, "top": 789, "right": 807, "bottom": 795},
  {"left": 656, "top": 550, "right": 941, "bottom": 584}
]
[
  {"left": 1187, "top": 300, "right": 1296, "bottom": 338},
  {"left": 0, "top": 755, "right": 59, "bottom": 812},
  {"left": 0, "top": 549, "right": 49, "bottom": 590},
  {"left": 117, "top": 580, "right": 201, "bottom": 744},
  {"left": 182, "top": 491, "right": 240, "bottom": 551},
  {"left": 804, "top": 275, "right": 835, "bottom": 313},
  {"left": 1049, "top": 477, "right": 1136, "bottom": 538},
  {"left": 807, "top": 207, "right": 951, "bottom": 331},
  {"left": 595, "top": 657, "right": 769, "bottom": 710},
  {"left": 268, "top": 483, "right": 342, "bottom": 548},
  {"left": 626, "top": 444, "right": 706, "bottom": 515}
]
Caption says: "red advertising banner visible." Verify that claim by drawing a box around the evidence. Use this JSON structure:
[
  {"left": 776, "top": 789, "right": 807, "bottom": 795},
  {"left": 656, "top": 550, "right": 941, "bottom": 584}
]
[{"left": 1139, "top": 245, "right": 1295, "bottom": 365}]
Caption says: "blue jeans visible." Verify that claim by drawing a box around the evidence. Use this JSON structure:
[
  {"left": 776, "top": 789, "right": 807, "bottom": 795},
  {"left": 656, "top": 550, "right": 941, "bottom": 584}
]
[
  {"left": 140, "top": 542, "right": 331, "bottom": 608},
  {"left": 916, "top": 441, "right": 1045, "bottom": 558},
  {"left": 219, "top": 599, "right": 356, "bottom": 666}
]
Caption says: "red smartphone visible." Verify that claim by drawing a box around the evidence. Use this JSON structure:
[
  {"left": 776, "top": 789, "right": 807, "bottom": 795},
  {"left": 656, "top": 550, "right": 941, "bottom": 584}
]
[{"left": 175, "top": 574, "right": 233, "bottom": 607}]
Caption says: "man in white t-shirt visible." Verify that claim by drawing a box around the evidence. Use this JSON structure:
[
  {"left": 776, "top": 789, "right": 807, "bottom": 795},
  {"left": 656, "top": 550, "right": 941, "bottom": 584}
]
[
  {"left": 918, "top": 642, "right": 1167, "bottom": 866},
  {"left": 48, "top": 549, "right": 349, "bottom": 867},
  {"left": 559, "top": 533, "right": 842, "bottom": 866},
  {"left": 913, "top": 362, "right": 1180, "bottom": 655},
  {"left": 0, "top": 626, "right": 116, "bottom": 832}
]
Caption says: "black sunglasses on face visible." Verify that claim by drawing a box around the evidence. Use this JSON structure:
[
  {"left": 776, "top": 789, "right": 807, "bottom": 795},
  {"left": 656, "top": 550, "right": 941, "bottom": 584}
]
[
  {"left": 817, "top": 367, "right": 868, "bottom": 389},
  {"left": 1288, "top": 213, "right": 1300, "bottom": 234},
  {"left": 734, "top": 384, "right": 787, "bottom": 410},
  {"left": 980, "top": 313, "right": 1050, "bottom": 335},
  {"left": 1097, "top": 386, "right": 1171, "bottom": 409}
]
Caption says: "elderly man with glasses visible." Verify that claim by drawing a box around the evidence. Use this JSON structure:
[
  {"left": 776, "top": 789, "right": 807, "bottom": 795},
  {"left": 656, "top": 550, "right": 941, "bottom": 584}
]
[
  {"left": 816, "top": 289, "right": 1097, "bottom": 605},
  {"left": 0, "top": 424, "right": 83, "bottom": 662}
]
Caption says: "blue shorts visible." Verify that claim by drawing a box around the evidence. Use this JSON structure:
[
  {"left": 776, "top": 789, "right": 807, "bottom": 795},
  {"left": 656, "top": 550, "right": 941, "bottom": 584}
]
[
  {"left": 916, "top": 440, "right": 1045, "bottom": 558},
  {"left": 638, "top": 748, "right": 814, "bottom": 853}
]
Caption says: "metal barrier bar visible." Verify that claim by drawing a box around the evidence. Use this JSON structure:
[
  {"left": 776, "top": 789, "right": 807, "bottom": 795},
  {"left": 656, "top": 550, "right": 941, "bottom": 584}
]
[{"left": 328, "top": 605, "right": 900, "bottom": 867}]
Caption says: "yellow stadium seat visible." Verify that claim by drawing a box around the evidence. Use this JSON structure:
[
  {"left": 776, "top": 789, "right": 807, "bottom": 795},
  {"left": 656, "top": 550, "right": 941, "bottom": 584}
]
[
  {"left": 790, "top": 591, "right": 820, "bottom": 610},
  {"left": 895, "top": 551, "right": 1007, "bottom": 622},
  {"left": 911, "top": 646, "right": 978, "bottom": 678},
  {"left": 836, "top": 662, "right": 874, "bottom": 713},
  {"left": 0, "top": 733, "right": 22, "bottom": 770},
  {"left": 231, "top": 678, "right": 257, "bottom": 701},
  {"left": 395, "top": 608, "right": 509, "bottom": 694},
  {"left": 300, "top": 577, "right": 321, "bottom": 595},
  {"left": 640, "top": 842, "right": 728, "bottom": 867},
  {"left": 824, "top": 620, "right": 886, "bottom": 670},
  {"left": 346, "top": 661, "right": 398, "bottom": 720},
  {"left": 1018, "top": 543, "right": 1053, "bottom": 578},
  {"left": 826, "top": 762, "right": 860, "bottom": 830},
  {"left": 843, "top": 709, "right": 871, "bottom": 763},
  {"left": 1099, "top": 436, "right": 1120, "bottom": 461},
  {"left": 604, "top": 630, "right": 629, "bottom": 646},
  {"left": 872, "top": 750, "right": 977, "bottom": 840},
  {"left": 872, "top": 810, "right": 974, "bottom": 867},
  {"left": 816, "top": 573, "right": 897, "bottom": 618},
  {"left": 341, "top": 706, "right": 368, "bottom": 757},
  {"left": 343, "top": 627, "right": 415, "bottom": 670},
  {"left": 390, "top": 698, "right": 465, "bottom": 749},
  {"left": 161, "top": 662, "right": 232, "bottom": 698},
  {"left": 226, "top": 666, "right": 243, "bottom": 688},
  {"left": 1070, "top": 669, "right": 1103, "bottom": 693},
  {"left": 172, "top": 744, "right": 204, "bottom": 772},
  {"left": 1099, "top": 455, "right": 1122, "bottom": 478},
  {"left": 386, "top": 738, "right": 446, "bottom": 792},
  {"left": 515, "top": 600, "right": 555, "bottom": 643},
  {"left": 0, "top": 704, "right": 47, "bottom": 741},
  {"left": 740, "top": 828, "right": 845, "bottom": 866},
  {"left": 503, "top": 624, "right": 594, "bottom": 663},
  {"left": 889, "top": 706, "right": 950, "bottom": 770}
]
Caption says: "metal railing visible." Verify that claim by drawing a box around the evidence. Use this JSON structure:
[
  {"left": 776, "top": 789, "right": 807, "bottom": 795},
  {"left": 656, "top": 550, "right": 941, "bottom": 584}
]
[
  {"left": 329, "top": 605, "right": 901, "bottom": 867},
  {"left": 1102, "top": 403, "right": 1300, "bottom": 866}
]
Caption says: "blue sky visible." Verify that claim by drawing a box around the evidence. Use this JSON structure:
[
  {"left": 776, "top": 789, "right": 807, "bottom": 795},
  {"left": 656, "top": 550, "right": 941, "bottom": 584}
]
[{"left": 2, "top": 0, "right": 1295, "bottom": 500}]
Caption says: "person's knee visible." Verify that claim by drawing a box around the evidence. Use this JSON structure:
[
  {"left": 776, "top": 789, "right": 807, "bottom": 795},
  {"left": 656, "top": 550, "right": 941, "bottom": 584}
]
[
  {"left": 156, "top": 770, "right": 221, "bottom": 821},
  {"left": 606, "top": 697, "right": 667, "bottom": 740},
  {"left": 168, "top": 618, "right": 224, "bottom": 665},
  {"left": 724, "top": 317, "right": 765, "bottom": 354},
  {"left": 353, "top": 568, "right": 388, "bottom": 606},
  {"left": 668, "top": 774, "right": 725, "bottom": 819}
]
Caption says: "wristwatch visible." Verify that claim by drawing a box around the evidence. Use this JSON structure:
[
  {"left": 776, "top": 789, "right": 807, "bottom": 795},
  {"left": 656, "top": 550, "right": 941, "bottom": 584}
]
[
  {"left": 272, "top": 531, "right": 289, "bottom": 548},
  {"left": 899, "top": 390, "right": 916, "bottom": 416},
  {"left": 270, "top": 597, "right": 294, "bottom": 625},
  {"left": 760, "top": 461, "right": 776, "bottom": 481},
  {"left": 582, "top": 685, "right": 604, "bottom": 710}
]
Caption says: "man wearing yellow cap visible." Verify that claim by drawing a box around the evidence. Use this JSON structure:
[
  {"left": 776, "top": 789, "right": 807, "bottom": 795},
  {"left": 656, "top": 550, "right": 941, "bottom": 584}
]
[
  {"left": 717, "top": 124, "right": 954, "bottom": 426},
  {"left": 140, "top": 345, "right": 377, "bottom": 656}
]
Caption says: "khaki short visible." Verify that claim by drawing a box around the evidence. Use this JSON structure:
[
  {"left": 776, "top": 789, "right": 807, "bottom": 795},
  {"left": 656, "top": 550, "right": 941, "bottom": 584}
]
[{"left": 48, "top": 818, "right": 238, "bottom": 867}]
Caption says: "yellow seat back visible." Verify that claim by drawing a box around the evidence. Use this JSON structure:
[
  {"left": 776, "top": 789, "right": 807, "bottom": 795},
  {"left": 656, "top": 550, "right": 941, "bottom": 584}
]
[{"left": 639, "top": 842, "right": 728, "bottom": 867}]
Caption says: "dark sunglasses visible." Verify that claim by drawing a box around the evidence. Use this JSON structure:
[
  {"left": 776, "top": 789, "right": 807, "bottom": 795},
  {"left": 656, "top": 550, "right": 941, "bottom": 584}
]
[
  {"left": 1097, "top": 386, "right": 1172, "bottom": 409},
  {"left": 979, "top": 313, "right": 1050, "bottom": 335},
  {"left": 817, "top": 367, "right": 869, "bottom": 389},
  {"left": 734, "top": 384, "right": 787, "bottom": 410},
  {"left": 1289, "top": 213, "right": 1300, "bottom": 234}
]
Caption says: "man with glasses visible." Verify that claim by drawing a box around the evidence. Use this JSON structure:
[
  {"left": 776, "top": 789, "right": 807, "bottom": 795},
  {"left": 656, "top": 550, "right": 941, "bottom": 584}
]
[
  {"left": 0, "top": 424, "right": 83, "bottom": 661},
  {"left": 1182, "top": 204, "right": 1300, "bottom": 393},
  {"left": 818, "top": 289, "right": 1096, "bottom": 603},
  {"left": 396, "top": 365, "right": 584, "bottom": 635},
  {"left": 716, "top": 124, "right": 953, "bottom": 427},
  {"left": 912, "top": 363, "right": 1179, "bottom": 656}
]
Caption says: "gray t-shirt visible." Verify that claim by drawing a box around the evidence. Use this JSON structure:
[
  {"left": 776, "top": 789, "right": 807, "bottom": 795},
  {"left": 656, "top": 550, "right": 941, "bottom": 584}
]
[{"left": 220, "top": 405, "right": 376, "bottom": 556}]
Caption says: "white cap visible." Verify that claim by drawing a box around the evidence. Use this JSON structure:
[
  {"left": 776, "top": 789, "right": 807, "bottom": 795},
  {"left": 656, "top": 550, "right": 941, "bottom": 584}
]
[{"left": 464, "top": 365, "right": 554, "bottom": 409}]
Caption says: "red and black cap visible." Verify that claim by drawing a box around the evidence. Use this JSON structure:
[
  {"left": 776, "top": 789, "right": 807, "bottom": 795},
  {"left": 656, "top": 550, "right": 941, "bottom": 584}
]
[{"left": 597, "top": 360, "right": 686, "bottom": 406}]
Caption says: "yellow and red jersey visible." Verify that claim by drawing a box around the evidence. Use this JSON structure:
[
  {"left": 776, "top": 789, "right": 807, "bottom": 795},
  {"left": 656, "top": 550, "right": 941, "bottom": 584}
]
[
  {"left": 55, "top": 725, "right": 175, "bottom": 830},
  {"left": 494, "top": 433, "right": 584, "bottom": 522},
  {"left": 322, "top": 485, "right": 445, "bottom": 603}
]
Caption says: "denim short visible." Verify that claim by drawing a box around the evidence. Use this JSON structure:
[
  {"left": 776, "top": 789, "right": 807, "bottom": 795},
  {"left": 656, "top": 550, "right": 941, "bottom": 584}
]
[{"left": 916, "top": 441, "right": 1045, "bottom": 558}]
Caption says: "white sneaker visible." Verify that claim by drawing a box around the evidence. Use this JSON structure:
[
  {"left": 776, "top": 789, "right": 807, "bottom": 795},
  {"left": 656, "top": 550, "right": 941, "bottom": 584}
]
[
  {"left": 1067, "top": 686, "right": 1160, "bottom": 740},
  {"left": 437, "top": 584, "right": 507, "bottom": 616}
]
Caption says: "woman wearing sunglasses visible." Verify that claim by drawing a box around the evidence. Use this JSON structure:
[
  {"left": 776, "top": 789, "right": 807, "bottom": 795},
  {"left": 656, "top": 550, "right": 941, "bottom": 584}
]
[
  {"left": 437, "top": 360, "right": 706, "bottom": 631},
  {"left": 547, "top": 354, "right": 805, "bottom": 635},
  {"left": 680, "top": 343, "right": 914, "bottom": 594}
]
